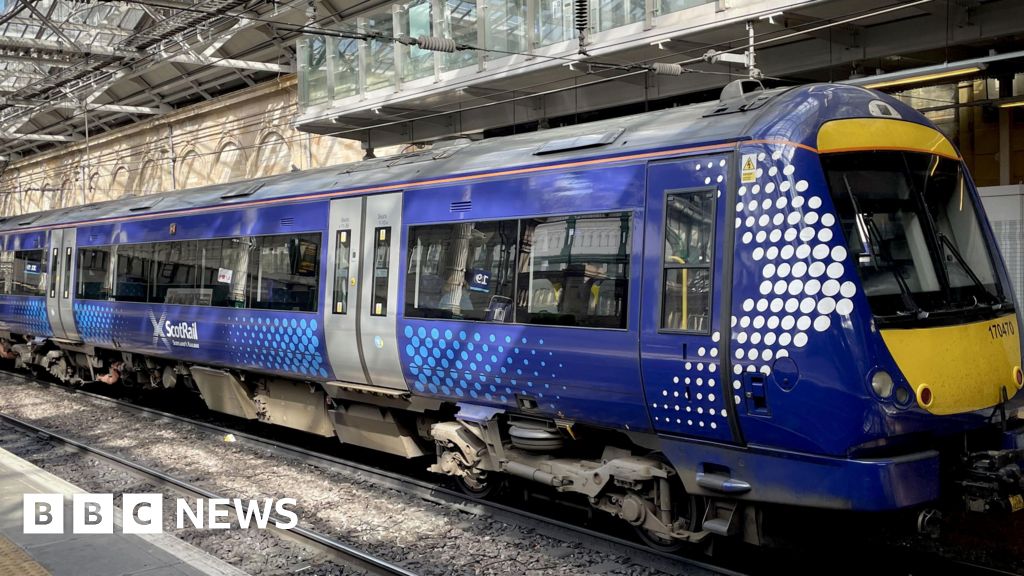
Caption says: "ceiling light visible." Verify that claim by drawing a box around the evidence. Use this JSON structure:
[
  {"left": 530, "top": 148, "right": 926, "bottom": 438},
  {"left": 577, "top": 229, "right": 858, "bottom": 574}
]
[
  {"left": 863, "top": 66, "right": 983, "bottom": 90},
  {"left": 1000, "top": 100, "right": 1024, "bottom": 109}
]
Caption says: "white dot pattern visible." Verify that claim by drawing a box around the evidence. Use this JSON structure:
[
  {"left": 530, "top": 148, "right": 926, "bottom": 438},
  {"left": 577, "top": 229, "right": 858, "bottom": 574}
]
[
  {"left": 730, "top": 146, "right": 857, "bottom": 408},
  {"left": 652, "top": 158, "right": 732, "bottom": 439}
]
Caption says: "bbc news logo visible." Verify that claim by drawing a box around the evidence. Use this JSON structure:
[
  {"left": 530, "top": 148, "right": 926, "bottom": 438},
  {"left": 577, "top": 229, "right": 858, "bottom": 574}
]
[{"left": 23, "top": 494, "right": 298, "bottom": 534}]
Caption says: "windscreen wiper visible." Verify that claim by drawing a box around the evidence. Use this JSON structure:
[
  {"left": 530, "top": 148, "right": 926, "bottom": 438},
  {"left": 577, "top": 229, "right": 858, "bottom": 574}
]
[
  {"left": 935, "top": 231, "right": 1004, "bottom": 308},
  {"left": 843, "top": 175, "right": 926, "bottom": 318}
]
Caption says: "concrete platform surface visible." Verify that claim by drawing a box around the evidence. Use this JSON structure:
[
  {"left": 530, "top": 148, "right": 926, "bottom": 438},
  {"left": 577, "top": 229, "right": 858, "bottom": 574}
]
[{"left": 0, "top": 445, "right": 249, "bottom": 576}]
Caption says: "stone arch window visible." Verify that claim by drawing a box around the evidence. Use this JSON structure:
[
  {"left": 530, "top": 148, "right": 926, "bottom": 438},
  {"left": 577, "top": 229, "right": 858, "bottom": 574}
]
[
  {"left": 111, "top": 166, "right": 129, "bottom": 197},
  {"left": 214, "top": 141, "right": 247, "bottom": 183},
  {"left": 58, "top": 178, "right": 71, "bottom": 208},
  {"left": 137, "top": 159, "right": 159, "bottom": 195},
  {"left": 253, "top": 132, "right": 292, "bottom": 177},
  {"left": 87, "top": 172, "right": 102, "bottom": 203},
  {"left": 177, "top": 149, "right": 204, "bottom": 189}
]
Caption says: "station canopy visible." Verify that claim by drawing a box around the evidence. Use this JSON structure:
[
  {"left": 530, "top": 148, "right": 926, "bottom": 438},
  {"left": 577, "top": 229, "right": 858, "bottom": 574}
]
[{"left": 0, "top": 0, "right": 317, "bottom": 159}]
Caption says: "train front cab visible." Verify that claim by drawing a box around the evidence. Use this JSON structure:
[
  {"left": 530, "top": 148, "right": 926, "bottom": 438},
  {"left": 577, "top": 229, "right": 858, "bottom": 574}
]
[
  {"left": 817, "top": 117, "right": 1024, "bottom": 515},
  {"left": 658, "top": 106, "right": 1024, "bottom": 530}
]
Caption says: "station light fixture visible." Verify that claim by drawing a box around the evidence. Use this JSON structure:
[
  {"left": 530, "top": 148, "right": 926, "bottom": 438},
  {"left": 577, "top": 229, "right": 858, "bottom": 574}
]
[
  {"left": 1000, "top": 100, "right": 1024, "bottom": 109},
  {"left": 848, "top": 49, "right": 1024, "bottom": 91},
  {"left": 862, "top": 66, "right": 984, "bottom": 90}
]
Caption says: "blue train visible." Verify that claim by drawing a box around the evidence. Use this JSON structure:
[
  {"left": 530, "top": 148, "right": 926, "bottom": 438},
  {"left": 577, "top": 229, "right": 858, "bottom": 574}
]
[{"left": 2, "top": 81, "right": 1022, "bottom": 546}]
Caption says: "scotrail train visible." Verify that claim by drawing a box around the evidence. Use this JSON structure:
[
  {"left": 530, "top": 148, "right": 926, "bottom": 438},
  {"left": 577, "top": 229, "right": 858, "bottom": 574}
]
[{"left": 1, "top": 81, "right": 1022, "bottom": 547}]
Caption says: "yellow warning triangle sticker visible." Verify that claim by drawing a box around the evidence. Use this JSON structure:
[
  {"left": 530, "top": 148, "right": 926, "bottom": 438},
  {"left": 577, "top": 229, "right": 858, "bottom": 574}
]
[{"left": 742, "top": 158, "right": 755, "bottom": 171}]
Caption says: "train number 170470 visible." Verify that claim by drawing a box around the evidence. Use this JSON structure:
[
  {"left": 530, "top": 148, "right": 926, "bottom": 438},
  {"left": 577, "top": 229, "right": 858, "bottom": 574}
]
[{"left": 988, "top": 320, "right": 1016, "bottom": 340}]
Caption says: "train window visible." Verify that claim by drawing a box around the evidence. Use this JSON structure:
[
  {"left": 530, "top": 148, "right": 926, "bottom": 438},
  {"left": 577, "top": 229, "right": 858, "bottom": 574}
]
[
  {"left": 63, "top": 247, "right": 73, "bottom": 299},
  {"left": 113, "top": 243, "right": 155, "bottom": 302},
  {"left": 661, "top": 190, "right": 714, "bottom": 332},
  {"left": 516, "top": 213, "right": 631, "bottom": 328},
  {"left": 406, "top": 221, "right": 517, "bottom": 322},
  {"left": 153, "top": 241, "right": 204, "bottom": 305},
  {"left": 199, "top": 237, "right": 254, "bottom": 308},
  {"left": 248, "top": 233, "right": 321, "bottom": 312},
  {"left": 0, "top": 251, "right": 11, "bottom": 294},
  {"left": 12, "top": 250, "right": 45, "bottom": 297},
  {"left": 333, "top": 230, "right": 351, "bottom": 314},
  {"left": 371, "top": 227, "right": 391, "bottom": 316},
  {"left": 48, "top": 248, "right": 58, "bottom": 297},
  {"left": 76, "top": 247, "right": 112, "bottom": 300}
]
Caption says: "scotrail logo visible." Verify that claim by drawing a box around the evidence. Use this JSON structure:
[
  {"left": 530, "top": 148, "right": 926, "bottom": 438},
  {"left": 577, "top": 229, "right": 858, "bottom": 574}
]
[
  {"left": 149, "top": 311, "right": 200, "bottom": 349},
  {"left": 23, "top": 493, "right": 298, "bottom": 534}
]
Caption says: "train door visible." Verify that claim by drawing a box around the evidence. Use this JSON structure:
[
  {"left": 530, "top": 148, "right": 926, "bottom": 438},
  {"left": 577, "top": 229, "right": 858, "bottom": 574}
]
[
  {"left": 44, "top": 228, "right": 80, "bottom": 341},
  {"left": 640, "top": 154, "right": 739, "bottom": 443},
  {"left": 324, "top": 192, "right": 407, "bottom": 390}
]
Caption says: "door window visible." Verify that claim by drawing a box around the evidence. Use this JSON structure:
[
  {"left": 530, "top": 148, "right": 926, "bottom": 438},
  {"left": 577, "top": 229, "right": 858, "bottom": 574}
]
[{"left": 661, "top": 189, "right": 714, "bottom": 332}]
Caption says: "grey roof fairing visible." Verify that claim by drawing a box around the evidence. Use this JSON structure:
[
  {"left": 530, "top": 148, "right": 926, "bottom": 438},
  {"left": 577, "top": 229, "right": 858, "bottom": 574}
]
[{"left": 0, "top": 86, "right": 794, "bottom": 234}]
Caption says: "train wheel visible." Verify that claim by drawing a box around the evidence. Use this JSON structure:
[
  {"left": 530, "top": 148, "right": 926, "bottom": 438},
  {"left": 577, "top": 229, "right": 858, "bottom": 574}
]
[
  {"left": 456, "top": 471, "right": 497, "bottom": 498},
  {"left": 635, "top": 473, "right": 704, "bottom": 553}
]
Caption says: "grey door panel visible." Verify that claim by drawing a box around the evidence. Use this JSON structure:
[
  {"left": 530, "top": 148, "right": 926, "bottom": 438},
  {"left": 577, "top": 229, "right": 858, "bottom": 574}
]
[
  {"left": 325, "top": 197, "right": 367, "bottom": 384},
  {"left": 359, "top": 193, "right": 406, "bottom": 390}
]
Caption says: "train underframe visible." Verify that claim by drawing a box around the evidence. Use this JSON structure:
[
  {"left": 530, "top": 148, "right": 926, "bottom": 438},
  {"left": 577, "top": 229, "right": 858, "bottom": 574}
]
[{"left": 6, "top": 332, "right": 1024, "bottom": 548}]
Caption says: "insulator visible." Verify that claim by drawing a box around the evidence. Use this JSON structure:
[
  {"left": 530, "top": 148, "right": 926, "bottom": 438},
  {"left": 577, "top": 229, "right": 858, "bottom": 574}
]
[
  {"left": 652, "top": 62, "right": 683, "bottom": 76},
  {"left": 574, "top": 0, "right": 589, "bottom": 32},
  {"left": 416, "top": 36, "right": 458, "bottom": 53}
]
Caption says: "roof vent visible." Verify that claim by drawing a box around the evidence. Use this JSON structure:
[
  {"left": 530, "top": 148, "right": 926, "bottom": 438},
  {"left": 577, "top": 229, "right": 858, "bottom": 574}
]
[
  {"left": 280, "top": 217, "right": 295, "bottom": 227},
  {"left": 705, "top": 79, "right": 773, "bottom": 117},
  {"left": 450, "top": 200, "right": 472, "bottom": 213},
  {"left": 128, "top": 198, "right": 164, "bottom": 212},
  {"left": 220, "top": 182, "right": 265, "bottom": 200},
  {"left": 534, "top": 128, "right": 624, "bottom": 155},
  {"left": 17, "top": 216, "right": 39, "bottom": 226}
]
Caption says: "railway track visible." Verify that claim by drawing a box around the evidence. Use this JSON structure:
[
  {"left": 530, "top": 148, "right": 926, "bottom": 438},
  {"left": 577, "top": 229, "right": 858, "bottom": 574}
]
[
  {"left": 0, "top": 371, "right": 733, "bottom": 576},
  {"left": 3, "top": 372, "right": 1022, "bottom": 576},
  {"left": 0, "top": 409, "right": 419, "bottom": 576}
]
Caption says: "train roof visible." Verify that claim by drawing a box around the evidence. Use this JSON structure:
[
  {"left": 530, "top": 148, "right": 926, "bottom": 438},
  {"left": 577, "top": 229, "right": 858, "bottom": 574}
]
[{"left": 0, "top": 82, "right": 930, "bottom": 234}]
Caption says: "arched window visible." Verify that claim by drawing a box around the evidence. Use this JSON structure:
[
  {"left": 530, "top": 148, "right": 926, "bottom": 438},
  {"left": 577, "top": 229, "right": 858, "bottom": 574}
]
[
  {"left": 178, "top": 149, "right": 204, "bottom": 189},
  {"left": 214, "top": 142, "right": 247, "bottom": 183},
  {"left": 58, "top": 178, "right": 71, "bottom": 208},
  {"left": 137, "top": 160, "right": 159, "bottom": 195},
  {"left": 253, "top": 132, "right": 291, "bottom": 177},
  {"left": 87, "top": 172, "right": 101, "bottom": 203},
  {"left": 111, "top": 167, "right": 129, "bottom": 197}
]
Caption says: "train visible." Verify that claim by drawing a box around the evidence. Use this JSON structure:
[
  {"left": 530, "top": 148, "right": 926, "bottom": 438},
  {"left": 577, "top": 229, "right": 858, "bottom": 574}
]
[{"left": 1, "top": 80, "right": 1022, "bottom": 547}]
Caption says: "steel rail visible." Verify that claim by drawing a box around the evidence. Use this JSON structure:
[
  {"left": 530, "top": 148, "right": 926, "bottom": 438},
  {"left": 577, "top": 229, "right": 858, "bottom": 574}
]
[
  {"left": 0, "top": 409, "right": 420, "bottom": 576},
  {"left": 3, "top": 371, "right": 735, "bottom": 576},
  {"left": 7, "top": 372, "right": 1021, "bottom": 576}
]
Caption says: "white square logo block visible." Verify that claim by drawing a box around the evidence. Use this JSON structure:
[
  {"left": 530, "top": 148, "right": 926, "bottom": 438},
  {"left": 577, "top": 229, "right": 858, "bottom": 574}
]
[
  {"left": 23, "top": 494, "right": 64, "bottom": 534},
  {"left": 122, "top": 493, "right": 163, "bottom": 534},
  {"left": 72, "top": 494, "right": 114, "bottom": 534}
]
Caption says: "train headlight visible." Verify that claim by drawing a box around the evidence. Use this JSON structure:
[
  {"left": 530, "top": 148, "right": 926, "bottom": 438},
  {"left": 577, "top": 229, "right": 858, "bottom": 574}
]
[{"left": 871, "top": 370, "right": 894, "bottom": 399}]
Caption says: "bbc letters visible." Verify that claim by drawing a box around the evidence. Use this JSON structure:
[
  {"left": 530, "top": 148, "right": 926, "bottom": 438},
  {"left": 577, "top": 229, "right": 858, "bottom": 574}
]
[{"left": 23, "top": 493, "right": 298, "bottom": 534}]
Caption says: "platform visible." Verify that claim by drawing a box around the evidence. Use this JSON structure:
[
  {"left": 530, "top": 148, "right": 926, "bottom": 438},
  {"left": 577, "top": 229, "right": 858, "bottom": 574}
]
[{"left": 0, "top": 446, "right": 248, "bottom": 576}]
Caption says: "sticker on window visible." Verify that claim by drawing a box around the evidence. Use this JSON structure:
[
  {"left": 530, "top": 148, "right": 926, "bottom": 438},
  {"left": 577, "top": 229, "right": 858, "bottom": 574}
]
[{"left": 468, "top": 268, "right": 491, "bottom": 293}]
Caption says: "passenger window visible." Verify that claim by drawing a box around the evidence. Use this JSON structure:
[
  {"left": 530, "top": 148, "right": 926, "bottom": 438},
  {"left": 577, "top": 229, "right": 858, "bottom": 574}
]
[
  {"left": 199, "top": 237, "right": 253, "bottom": 308},
  {"left": 248, "top": 233, "right": 321, "bottom": 312},
  {"left": 49, "top": 248, "right": 58, "bottom": 297},
  {"left": 406, "top": 221, "right": 517, "bottom": 322},
  {"left": 77, "top": 247, "right": 112, "bottom": 300},
  {"left": 333, "top": 230, "right": 351, "bottom": 314},
  {"left": 661, "top": 190, "right": 714, "bottom": 332},
  {"left": 0, "top": 250, "right": 11, "bottom": 295},
  {"left": 371, "top": 227, "right": 391, "bottom": 316},
  {"left": 153, "top": 241, "right": 203, "bottom": 305},
  {"left": 63, "top": 247, "right": 73, "bottom": 298},
  {"left": 113, "top": 243, "right": 154, "bottom": 302},
  {"left": 516, "top": 213, "right": 631, "bottom": 328},
  {"left": 12, "top": 249, "right": 46, "bottom": 297}
]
